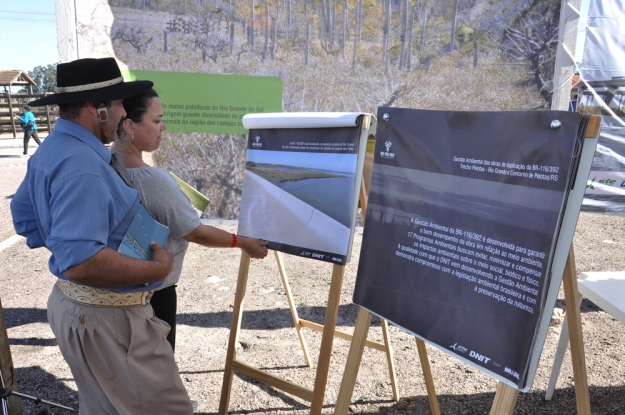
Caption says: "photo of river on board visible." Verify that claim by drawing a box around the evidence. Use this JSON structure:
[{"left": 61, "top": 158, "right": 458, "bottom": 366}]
[{"left": 238, "top": 149, "right": 358, "bottom": 262}]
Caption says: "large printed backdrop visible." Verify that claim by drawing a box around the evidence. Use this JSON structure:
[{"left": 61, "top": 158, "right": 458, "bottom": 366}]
[
  {"left": 577, "top": 0, "right": 625, "bottom": 214},
  {"left": 59, "top": 0, "right": 562, "bottom": 218}
]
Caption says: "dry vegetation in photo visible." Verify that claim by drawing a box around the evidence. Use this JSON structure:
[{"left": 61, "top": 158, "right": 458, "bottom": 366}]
[{"left": 104, "top": 0, "right": 556, "bottom": 219}]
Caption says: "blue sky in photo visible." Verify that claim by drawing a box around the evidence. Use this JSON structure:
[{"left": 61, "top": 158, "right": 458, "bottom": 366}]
[
  {"left": 246, "top": 149, "right": 358, "bottom": 174},
  {"left": 0, "top": 0, "right": 58, "bottom": 74}
]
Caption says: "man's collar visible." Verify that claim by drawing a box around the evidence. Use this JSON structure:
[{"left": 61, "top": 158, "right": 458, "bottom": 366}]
[{"left": 54, "top": 118, "right": 112, "bottom": 163}]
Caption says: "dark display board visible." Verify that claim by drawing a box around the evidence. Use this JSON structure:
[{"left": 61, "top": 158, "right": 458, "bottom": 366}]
[
  {"left": 353, "top": 108, "right": 590, "bottom": 389},
  {"left": 238, "top": 124, "right": 365, "bottom": 264}
]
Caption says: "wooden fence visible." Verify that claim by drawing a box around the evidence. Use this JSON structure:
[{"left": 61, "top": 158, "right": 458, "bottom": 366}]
[{"left": 0, "top": 93, "right": 58, "bottom": 138}]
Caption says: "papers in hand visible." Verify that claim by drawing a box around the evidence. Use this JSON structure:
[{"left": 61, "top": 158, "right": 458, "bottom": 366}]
[
  {"left": 169, "top": 172, "right": 210, "bottom": 212},
  {"left": 118, "top": 205, "right": 170, "bottom": 260}
]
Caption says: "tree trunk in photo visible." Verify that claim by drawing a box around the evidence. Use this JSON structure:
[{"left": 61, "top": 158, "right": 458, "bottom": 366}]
[
  {"left": 341, "top": 0, "right": 347, "bottom": 58},
  {"left": 164, "top": 30, "right": 168, "bottom": 52},
  {"left": 262, "top": 0, "right": 269, "bottom": 62},
  {"left": 473, "top": 37, "right": 478, "bottom": 67},
  {"left": 251, "top": 0, "right": 255, "bottom": 47},
  {"left": 331, "top": 2, "right": 336, "bottom": 45},
  {"left": 382, "top": 0, "right": 390, "bottom": 64},
  {"left": 305, "top": 18, "right": 310, "bottom": 65},
  {"left": 321, "top": 0, "right": 327, "bottom": 42},
  {"left": 345, "top": 4, "right": 350, "bottom": 44},
  {"left": 326, "top": 0, "right": 332, "bottom": 43},
  {"left": 406, "top": 6, "right": 416, "bottom": 70},
  {"left": 287, "top": 0, "right": 292, "bottom": 39},
  {"left": 418, "top": 0, "right": 427, "bottom": 52},
  {"left": 271, "top": 16, "right": 277, "bottom": 60},
  {"left": 230, "top": 23, "right": 235, "bottom": 53},
  {"left": 450, "top": 0, "right": 459, "bottom": 52},
  {"left": 356, "top": 0, "right": 362, "bottom": 46},
  {"left": 399, "top": 0, "right": 408, "bottom": 68},
  {"left": 351, "top": 0, "right": 362, "bottom": 68}
]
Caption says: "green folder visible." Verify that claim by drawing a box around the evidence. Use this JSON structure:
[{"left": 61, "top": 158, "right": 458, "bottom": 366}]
[{"left": 168, "top": 172, "right": 209, "bottom": 212}]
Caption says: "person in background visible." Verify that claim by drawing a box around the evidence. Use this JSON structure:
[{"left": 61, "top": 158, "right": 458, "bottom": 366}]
[
  {"left": 14, "top": 105, "right": 41, "bottom": 156},
  {"left": 11, "top": 58, "right": 194, "bottom": 414},
  {"left": 111, "top": 87, "right": 268, "bottom": 352}
]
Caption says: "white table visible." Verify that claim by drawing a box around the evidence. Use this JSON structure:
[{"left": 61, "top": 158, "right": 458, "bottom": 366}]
[{"left": 545, "top": 272, "right": 625, "bottom": 400}]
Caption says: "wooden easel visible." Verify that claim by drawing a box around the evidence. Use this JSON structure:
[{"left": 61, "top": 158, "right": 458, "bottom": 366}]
[
  {"left": 271, "top": 247, "right": 401, "bottom": 398},
  {"left": 0, "top": 298, "right": 23, "bottom": 415},
  {"left": 219, "top": 133, "right": 400, "bottom": 415},
  {"left": 333, "top": 116, "right": 601, "bottom": 415}
]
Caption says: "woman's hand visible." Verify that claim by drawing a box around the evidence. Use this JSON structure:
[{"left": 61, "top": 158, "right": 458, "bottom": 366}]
[
  {"left": 184, "top": 225, "right": 268, "bottom": 259},
  {"left": 239, "top": 237, "right": 269, "bottom": 259}
]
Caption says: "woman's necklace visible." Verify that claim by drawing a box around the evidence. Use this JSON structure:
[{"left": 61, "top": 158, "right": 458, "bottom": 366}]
[
  {"left": 111, "top": 146, "right": 141, "bottom": 158},
  {"left": 111, "top": 146, "right": 147, "bottom": 168}
]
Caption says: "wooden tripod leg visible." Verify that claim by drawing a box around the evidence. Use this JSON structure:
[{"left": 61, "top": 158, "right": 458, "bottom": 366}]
[
  {"left": 562, "top": 247, "right": 591, "bottom": 415},
  {"left": 0, "top": 298, "right": 23, "bottom": 415},
  {"left": 333, "top": 308, "right": 373, "bottom": 415},
  {"left": 545, "top": 292, "right": 583, "bottom": 401},
  {"left": 219, "top": 253, "right": 251, "bottom": 415},
  {"left": 489, "top": 383, "right": 519, "bottom": 415},
  {"left": 415, "top": 338, "right": 440, "bottom": 415},
  {"left": 359, "top": 180, "right": 400, "bottom": 403},
  {"left": 310, "top": 264, "right": 345, "bottom": 415},
  {"left": 380, "top": 319, "right": 399, "bottom": 402},
  {"left": 274, "top": 251, "right": 313, "bottom": 367}
]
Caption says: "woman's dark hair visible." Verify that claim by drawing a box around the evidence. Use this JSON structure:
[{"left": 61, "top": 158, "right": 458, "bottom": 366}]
[
  {"left": 23, "top": 105, "right": 31, "bottom": 111},
  {"left": 117, "top": 88, "right": 159, "bottom": 137}
]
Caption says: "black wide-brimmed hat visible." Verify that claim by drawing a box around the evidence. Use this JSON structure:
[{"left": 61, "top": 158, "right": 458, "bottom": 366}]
[{"left": 29, "top": 58, "right": 153, "bottom": 106}]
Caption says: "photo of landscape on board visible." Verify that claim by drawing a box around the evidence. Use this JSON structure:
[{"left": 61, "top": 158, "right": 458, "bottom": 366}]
[{"left": 238, "top": 127, "right": 363, "bottom": 264}]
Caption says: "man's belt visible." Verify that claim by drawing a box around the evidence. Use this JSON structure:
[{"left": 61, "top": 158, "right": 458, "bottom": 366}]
[{"left": 56, "top": 279, "right": 154, "bottom": 307}]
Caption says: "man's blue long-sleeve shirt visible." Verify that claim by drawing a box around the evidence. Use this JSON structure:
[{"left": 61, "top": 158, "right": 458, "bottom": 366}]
[{"left": 11, "top": 118, "right": 162, "bottom": 292}]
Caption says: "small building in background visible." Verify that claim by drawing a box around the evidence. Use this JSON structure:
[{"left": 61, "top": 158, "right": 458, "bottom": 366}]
[
  {"left": 0, "top": 71, "right": 57, "bottom": 138},
  {"left": 0, "top": 70, "right": 36, "bottom": 94}
]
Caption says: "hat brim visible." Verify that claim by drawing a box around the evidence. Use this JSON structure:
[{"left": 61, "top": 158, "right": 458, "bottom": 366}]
[{"left": 29, "top": 80, "right": 154, "bottom": 106}]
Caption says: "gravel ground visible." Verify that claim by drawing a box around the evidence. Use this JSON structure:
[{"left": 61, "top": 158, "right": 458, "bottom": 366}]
[{"left": 1, "top": 149, "right": 625, "bottom": 415}]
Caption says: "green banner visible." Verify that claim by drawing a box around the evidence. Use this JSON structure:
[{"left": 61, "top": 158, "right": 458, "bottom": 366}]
[{"left": 121, "top": 70, "right": 282, "bottom": 134}]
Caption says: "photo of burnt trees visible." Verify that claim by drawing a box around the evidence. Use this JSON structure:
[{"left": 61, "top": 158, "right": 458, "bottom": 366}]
[{"left": 104, "top": 0, "right": 562, "bottom": 219}]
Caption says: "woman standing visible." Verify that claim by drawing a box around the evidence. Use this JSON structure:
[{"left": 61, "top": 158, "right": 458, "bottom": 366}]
[
  {"left": 15, "top": 105, "right": 41, "bottom": 156},
  {"left": 111, "top": 88, "right": 268, "bottom": 351}
]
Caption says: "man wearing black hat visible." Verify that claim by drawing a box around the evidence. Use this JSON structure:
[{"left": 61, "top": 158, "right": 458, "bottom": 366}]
[{"left": 10, "top": 58, "right": 194, "bottom": 414}]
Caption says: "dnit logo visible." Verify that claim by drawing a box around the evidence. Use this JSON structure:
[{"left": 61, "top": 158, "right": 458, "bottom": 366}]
[
  {"left": 380, "top": 140, "right": 395, "bottom": 159},
  {"left": 449, "top": 343, "right": 468, "bottom": 353},
  {"left": 252, "top": 136, "right": 262, "bottom": 147},
  {"left": 469, "top": 350, "right": 491, "bottom": 364}
]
